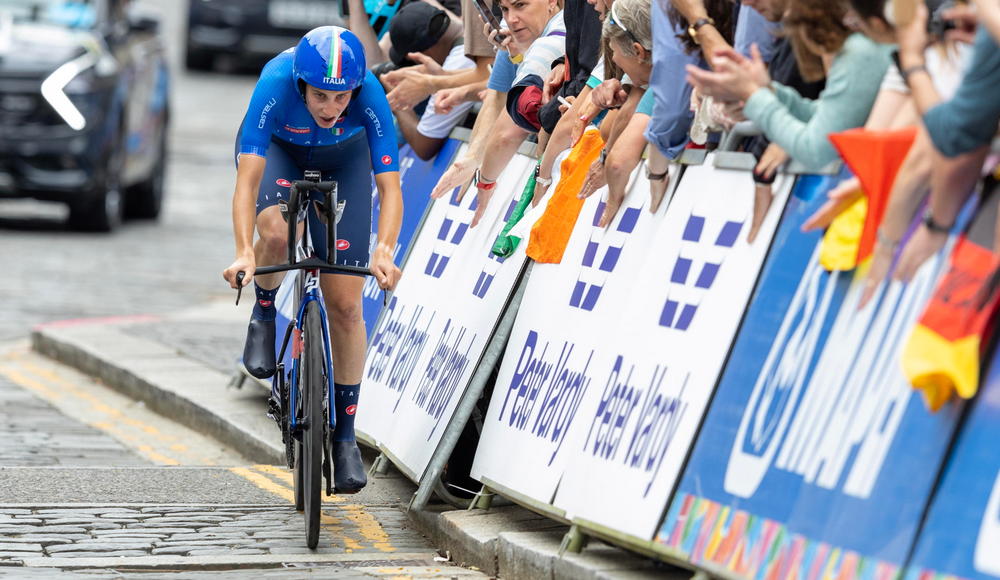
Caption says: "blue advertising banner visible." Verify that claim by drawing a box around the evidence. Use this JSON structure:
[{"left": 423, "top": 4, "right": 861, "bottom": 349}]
[
  {"left": 657, "top": 173, "right": 963, "bottom": 580},
  {"left": 904, "top": 336, "right": 1000, "bottom": 580},
  {"left": 270, "top": 140, "right": 460, "bottom": 373}
]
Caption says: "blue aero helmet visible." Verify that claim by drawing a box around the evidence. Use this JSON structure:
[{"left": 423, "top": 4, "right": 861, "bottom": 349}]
[{"left": 293, "top": 26, "right": 367, "bottom": 96}]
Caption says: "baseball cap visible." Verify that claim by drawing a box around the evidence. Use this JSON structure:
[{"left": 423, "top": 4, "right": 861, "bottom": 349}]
[{"left": 388, "top": 1, "right": 450, "bottom": 67}]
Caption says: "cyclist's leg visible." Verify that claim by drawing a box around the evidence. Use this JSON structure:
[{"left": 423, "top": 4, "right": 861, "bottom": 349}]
[
  {"left": 243, "top": 144, "right": 303, "bottom": 379},
  {"left": 307, "top": 132, "right": 373, "bottom": 492},
  {"left": 319, "top": 273, "right": 368, "bottom": 492}
]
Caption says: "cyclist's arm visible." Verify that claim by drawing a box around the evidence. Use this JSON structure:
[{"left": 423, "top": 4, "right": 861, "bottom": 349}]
[
  {"left": 371, "top": 171, "right": 403, "bottom": 289},
  {"left": 224, "top": 154, "right": 266, "bottom": 287}
]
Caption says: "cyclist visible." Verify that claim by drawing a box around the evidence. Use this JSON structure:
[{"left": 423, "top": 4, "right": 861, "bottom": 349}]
[{"left": 222, "top": 26, "right": 403, "bottom": 493}]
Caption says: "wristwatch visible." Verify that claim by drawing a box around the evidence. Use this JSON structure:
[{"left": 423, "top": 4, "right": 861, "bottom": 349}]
[
  {"left": 646, "top": 166, "right": 668, "bottom": 181},
  {"left": 474, "top": 168, "right": 497, "bottom": 191},
  {"left": 687, "top": 17, "right": 716, "bottom": 45},
  {"left": 922, "top": 207, "right": 952, "bottom": 235},
  {"left": 599, "top": 147, "right": 608, "bottom": 164},
  {"left": 533, "top": 164, "right": 553, "bottom": 187}
]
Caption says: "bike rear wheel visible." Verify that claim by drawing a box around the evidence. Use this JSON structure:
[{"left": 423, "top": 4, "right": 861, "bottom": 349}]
[{"left": 294, "top": 300, "right": 326, "bottom": 549}]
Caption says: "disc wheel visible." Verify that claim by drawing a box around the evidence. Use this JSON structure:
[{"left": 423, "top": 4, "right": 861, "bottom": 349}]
[{"left": 293, "top": 301, "right": 326, "bottom": 549}]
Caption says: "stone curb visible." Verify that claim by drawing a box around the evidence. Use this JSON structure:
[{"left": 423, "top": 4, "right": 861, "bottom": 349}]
[
  {"left": 31, "top": 319, "right": 691, "bottom": 579},
  {"left": 32, "top": 322, "right": 283, "bottom": 465}
]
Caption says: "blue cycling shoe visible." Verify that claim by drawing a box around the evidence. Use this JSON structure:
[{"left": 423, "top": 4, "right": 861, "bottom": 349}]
[
  {"left": 243, "top": 317, "right": 276, "bottom": 379},
  {"left": 331, "top": 440, "right": 367, "bottom": 494}
]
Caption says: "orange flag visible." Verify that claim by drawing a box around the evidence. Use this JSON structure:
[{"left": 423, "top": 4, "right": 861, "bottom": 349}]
[
  {"left": 902, "top": 186, "right": 1000, "bottom": 411},
  {"left": 828, "top": 127, "right": 918, "bottom": 263},
  {"left": 526, "top": 130, "right": 604, "bottom": 263}
]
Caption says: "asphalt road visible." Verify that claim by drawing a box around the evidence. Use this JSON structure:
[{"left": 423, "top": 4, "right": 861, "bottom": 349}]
[{"left": 0, "top": 0, "right": 254, "bottom": 342}]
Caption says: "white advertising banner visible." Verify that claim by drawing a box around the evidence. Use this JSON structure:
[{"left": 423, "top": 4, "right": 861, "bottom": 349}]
[
  {"left": 551, "top": 161, "right": 792, "bottom": 540},
  {"left": 471, "top": 162, "right": 663, "bottom": 504},
  {"left": 357, "top": 148, "right": 534, "bottom": 480}
]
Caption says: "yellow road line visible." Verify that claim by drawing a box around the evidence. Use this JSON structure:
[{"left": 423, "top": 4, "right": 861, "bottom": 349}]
[
  {"left": 0, "top": 351, "right": 218, "bottom": 466},
  {"left": 234, "top": 465, "right": 395, "bottom": 552}
]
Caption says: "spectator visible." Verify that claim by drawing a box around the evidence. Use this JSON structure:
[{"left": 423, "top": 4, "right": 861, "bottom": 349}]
[
  {"left": 643, "top": 0, "right": 737, "bottom": 160},
  {"left": 882, "top": 1, "right": 1000, "bottom": 280},
  {"left": 578, "top": 0, "right": 653, "bottom": 227},
  {"left": 378, "top": 0, "right": 494, "bottom": 110},
  {"left": 429, "top": 0, "right": 564, "bottom": 208},
  {"left": 686, "top": 0, "right": 892, "bottom": 171},
  {"left": 450, "top": 0, "right": 567, "bottom": 226},
  {"left": 380, "top": 2, "right": 479, "bottom": 159},
  {"left": 537, "top": 0, "right": 603, "bottom": 134}
]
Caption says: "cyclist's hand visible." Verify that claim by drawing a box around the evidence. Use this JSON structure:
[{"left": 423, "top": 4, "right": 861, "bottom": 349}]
[
  {"left": 371, "top": 244, "right": 401, "bottom": 290},
  {"left": 223, "top": 254, "right": 255, "bottom": 289}
]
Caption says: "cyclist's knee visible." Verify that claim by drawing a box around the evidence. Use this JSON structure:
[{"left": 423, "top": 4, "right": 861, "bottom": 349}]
[
  {"left": 256, "top": 207, "right": 288, "bottom": 257},
  {"left": 325, "top": 295, "right": 363, "bottom": 328}
]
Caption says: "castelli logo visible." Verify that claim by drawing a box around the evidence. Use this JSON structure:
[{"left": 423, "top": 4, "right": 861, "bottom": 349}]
[
  {"left": 258, "top": 300, "right": 273, "bottom": 308},
  {"left": 346, "top": 405, "right": 357, "bottom": 415},
  {"left": 276, "top": 179, "right": 292, "bottom": 187},
  {"left": 381, "top": 155, "right": 392, "bottom": 166},
  {"left": 336, "top": 239, "right": 350, "bottom": 251}
]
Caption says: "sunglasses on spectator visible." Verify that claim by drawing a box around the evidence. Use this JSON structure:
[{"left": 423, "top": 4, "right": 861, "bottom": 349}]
[{"left": 609, "top": 3, "right": 647, "bottom": 50}]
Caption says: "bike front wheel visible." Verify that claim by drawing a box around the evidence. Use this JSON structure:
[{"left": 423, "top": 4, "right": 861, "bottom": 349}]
[{"left": 294, "top": 300, "right": 326, "bottom": 549}]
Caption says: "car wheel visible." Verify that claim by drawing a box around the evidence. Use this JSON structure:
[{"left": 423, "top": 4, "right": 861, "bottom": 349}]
[
  {"left": 69, "top": 140, "right": 125, "bottom": 232},
  {"left": 185, "top": 43, "right": 213, "bottom": 71},
  {"left": 126, "top": 123, "right": 167, "bottom": 220}
]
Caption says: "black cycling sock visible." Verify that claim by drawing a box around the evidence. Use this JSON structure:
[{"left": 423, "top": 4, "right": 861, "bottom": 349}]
[
  {"left": 332, "top": 383, "right": 360, "bottom": 442},
  {"left": 252, "top": 285, "right": 278, "bottom": 321}
]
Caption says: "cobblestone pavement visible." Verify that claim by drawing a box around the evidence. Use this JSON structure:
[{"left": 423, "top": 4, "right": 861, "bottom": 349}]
[
  {"left": 0, "top": 504, "right": 428, "bottom": 560},
  {"left": 0, "top": 374, "right": 146, "bottom": 467}
]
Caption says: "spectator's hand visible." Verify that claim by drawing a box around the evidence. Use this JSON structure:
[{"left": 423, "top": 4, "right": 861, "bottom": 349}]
[
  {"left": 754, "top": 143, "right": 787, "bottom": 181},
  {"left": 578, "top": 156, "right": 607, "bottom": 200},
  {"left": 542, "top": 63, "right": 566, "bottom": 105},
  {"left": 223, "top": 253, "right": 255, "bottom": 289},
  {"left": 434, "top": 86, "right": 469, "bottom": 114},
  {"left": 558, "top": 95, "right": 575, "bottom": 112},
  {"left": 407, "top": 52, "right": 446, "bottom": 76},
  {"left": 800, "top": 176, "right": 863, "bottom": 232},
  {"left": 471, "top": 185, "right": 494, "bottom": 228},
  {"left": 591, "top": 79, "right": 627, "bottom": 109},
  {"left": 486, "top": 23, "right": 517, "bottom": 55},
  {"left": 570, "top": 108, "right": 592, "bottom": 145},
  {"left": 686, "top": 46, "right": 769, "bottom": 102},
  {"left": 431, "top": 155, "right": 477, "bottom": 199},
  {"left": 943, "top": 3, "right": 979, "bottom": 43},
  {"left": 897, "top": 3, "right": 930, "bottom": 68},
  {"left": 387, "top": 72, "right": 434, "bottom": 111},
  {"left": 748, "top": 184, "right": 773, "bottom": 244},
  {"left": 893, "top": 224, "right": 948, "bottom": 282},
  {"left": 370, "top": 243, "right": 402, "bottom": 290},
  {"left": 858, "top": 238, "right": 896, "bottom": 309}
]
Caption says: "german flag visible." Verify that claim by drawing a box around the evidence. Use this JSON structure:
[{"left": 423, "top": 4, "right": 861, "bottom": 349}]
[{"left": 903, "top": 181, "right": 1000, "bottom": 411}]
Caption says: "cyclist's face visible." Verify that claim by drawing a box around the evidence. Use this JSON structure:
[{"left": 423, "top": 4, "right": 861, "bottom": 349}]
[{"left": 304, "top": 86, "right": 353, "bottom": 129}]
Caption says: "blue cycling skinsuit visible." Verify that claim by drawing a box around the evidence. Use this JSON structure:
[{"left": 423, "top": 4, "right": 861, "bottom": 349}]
[{"left": 236, "top": 49, "right": 399, "bottom": 271}]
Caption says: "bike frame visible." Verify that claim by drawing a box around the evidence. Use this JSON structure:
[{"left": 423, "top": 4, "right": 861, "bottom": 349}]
[{"left": 254, "top": 175, "right": 370, "bottom": 436}]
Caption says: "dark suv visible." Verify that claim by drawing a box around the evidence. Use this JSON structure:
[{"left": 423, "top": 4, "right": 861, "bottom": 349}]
[
  {"left": 0, "top": 0, "right": 170, "bottom": 231},
  {"left": 185, "top": 0, "right": 345, "bottom": 71}
]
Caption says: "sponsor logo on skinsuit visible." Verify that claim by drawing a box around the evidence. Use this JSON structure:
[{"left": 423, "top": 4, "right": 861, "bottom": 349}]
[
  {"left": 382, "top": 155, "right": 393, "bottom": 166},
  {"left": 276, "top": 179, "right": 292, "bottom": 187},
  {"left": 284, "top": 125, "right": 310, "bottom": 134},
  {"left": 337, "top": 239, "right": 351, "bottom": 251}
]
